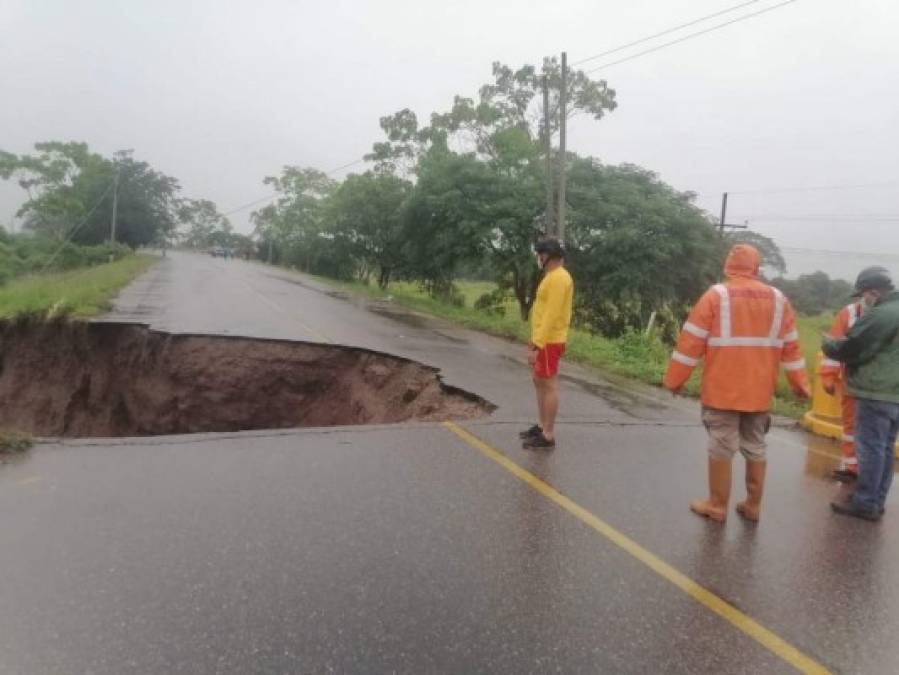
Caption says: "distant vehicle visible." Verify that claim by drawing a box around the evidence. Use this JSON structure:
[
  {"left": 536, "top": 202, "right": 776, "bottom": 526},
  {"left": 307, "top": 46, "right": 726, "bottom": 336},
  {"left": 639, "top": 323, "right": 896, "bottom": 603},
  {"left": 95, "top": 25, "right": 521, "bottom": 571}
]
[{"left": 209, "top": 247, "right": 226, "bottom": 258}]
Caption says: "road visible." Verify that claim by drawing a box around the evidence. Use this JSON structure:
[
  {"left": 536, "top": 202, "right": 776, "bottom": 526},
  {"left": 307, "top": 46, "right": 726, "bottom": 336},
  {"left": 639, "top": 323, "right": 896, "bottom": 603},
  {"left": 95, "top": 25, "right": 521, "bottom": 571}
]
[{"left": 1, "top": 252, "right": 896, "bottom": 674}]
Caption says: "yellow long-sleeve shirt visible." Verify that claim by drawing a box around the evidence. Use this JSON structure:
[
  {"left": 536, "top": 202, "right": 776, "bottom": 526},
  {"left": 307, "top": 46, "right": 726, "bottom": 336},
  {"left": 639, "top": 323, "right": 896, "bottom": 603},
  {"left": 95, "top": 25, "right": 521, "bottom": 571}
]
[{"left": 530, "top": 266, "right": 574, "bottom": 349}]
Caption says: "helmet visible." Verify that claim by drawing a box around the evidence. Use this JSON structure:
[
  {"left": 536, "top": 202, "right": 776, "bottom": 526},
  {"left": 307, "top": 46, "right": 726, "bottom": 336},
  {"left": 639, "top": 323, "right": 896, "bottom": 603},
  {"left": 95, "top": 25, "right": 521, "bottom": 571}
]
[
  {"left": 853, "top": 266, "right": 894, "bottom": 297},
  {"left": 535, "top": 237, "right": 565, "bottom": 259}
]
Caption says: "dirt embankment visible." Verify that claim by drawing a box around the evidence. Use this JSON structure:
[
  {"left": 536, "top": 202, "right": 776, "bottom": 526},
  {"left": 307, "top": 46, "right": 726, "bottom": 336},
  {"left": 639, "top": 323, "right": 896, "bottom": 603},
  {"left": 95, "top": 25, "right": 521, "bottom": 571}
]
[{"left": 0, "top": 320, "right": 494, "bottom": 438}]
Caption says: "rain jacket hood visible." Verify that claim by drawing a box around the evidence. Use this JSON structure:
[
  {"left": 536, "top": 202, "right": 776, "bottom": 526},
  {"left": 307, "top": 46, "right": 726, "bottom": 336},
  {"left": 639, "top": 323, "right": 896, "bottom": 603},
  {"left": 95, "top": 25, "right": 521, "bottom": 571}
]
[{"left": 724, "top": 244, "right": 762, "bottom": 280}]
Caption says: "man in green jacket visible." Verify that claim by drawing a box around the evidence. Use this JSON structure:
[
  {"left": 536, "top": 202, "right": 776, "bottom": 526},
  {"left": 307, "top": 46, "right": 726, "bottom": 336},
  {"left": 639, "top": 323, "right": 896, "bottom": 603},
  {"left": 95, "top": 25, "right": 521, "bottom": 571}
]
[{"left": 823, "top": 266, "right": 899, "bottom": 521}]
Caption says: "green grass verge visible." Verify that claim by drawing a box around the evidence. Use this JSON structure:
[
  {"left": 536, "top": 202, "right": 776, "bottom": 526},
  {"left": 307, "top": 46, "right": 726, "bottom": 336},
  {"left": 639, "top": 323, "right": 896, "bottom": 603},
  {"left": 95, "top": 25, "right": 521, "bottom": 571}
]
[
  {"left": 0, "top": 430, "right": 34, "bottom": 454},
  {"left": 0, "top": 254, "right": 157, "bottom": 320},
  {"left": 290, "top": 270, "right": 830, "bottom": 420}
]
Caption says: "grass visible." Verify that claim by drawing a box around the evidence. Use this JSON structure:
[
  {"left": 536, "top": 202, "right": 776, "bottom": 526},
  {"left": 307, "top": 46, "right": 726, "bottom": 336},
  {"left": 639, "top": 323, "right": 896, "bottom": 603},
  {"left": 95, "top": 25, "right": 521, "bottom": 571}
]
[
  {"left": 0, "top": 254, "right": 157, "bottom": 320},
  {"left": 0, "top": 430, "right": 34, "bottom": 454},
  {"left": 303, "top": 272, "right": 831, "bottom": 420}
]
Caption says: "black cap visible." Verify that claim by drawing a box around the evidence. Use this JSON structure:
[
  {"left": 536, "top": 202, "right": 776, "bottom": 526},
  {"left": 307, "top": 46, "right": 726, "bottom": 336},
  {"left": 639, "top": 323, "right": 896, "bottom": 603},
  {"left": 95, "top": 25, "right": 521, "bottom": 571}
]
[
  {"left": 852, "top": 266, "right": 894, "bottom": 297},
  {"left": 535, "top": 237, "right": 565, "bottom": 259}
]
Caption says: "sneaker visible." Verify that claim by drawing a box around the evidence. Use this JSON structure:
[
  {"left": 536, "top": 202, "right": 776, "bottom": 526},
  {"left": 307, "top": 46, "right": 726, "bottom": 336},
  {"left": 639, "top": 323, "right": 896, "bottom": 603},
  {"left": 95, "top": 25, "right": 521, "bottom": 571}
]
[
  {"left": 831, "top": 468, "right": 859, "bottom": 483},
  {"left": 523, "top": 433, "right": 556, "bottom": 450},
  {"left": 830, "top": 500, "right": 881, "bottom": 522},
  {"left": 519, "top": 424, "right": 543, "bottom": 439}
]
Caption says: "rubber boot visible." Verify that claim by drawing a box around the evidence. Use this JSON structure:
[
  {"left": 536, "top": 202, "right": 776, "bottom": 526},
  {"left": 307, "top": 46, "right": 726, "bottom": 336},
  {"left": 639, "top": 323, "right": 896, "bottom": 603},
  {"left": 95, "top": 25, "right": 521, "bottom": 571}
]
[
  {"left": 736, "top": 460, "right": 766, "bottom": 522},
  {"left": 690, "top": 458, "right": 732, "bottom": 522}
]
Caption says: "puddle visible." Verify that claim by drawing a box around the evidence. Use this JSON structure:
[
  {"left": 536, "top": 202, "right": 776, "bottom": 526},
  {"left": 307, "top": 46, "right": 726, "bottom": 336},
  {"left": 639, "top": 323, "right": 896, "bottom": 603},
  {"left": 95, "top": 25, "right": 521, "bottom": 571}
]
[{"left": 366, "top": 304, "right": 432, "bottom": 329}]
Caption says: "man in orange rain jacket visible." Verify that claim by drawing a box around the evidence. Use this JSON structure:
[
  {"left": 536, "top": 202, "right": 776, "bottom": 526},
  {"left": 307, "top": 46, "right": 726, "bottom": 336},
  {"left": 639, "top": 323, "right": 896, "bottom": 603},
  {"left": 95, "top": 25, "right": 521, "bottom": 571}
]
[
  {"left": 663, "top": 244, "right": 811, "bottom": 523},
  {"left": 819, "top": 299, "right": 867, "bottom": 482}
]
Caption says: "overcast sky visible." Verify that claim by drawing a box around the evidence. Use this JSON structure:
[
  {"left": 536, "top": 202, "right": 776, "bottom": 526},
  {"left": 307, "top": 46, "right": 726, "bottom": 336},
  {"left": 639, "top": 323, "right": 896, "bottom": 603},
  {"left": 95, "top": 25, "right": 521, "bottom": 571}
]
[{"left": 2, "top": 0, "right": 897, "bottom": 280}]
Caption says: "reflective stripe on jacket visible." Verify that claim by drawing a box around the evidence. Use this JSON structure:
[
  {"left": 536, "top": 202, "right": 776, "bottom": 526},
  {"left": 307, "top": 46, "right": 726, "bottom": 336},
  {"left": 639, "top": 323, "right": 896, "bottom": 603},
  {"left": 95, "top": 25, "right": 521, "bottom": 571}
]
[
  {"left": 663, "top": 245, "right": 811, "bottom": 412},
  {"left": 819, "top": 302, "right": 865, "bottom": 389}
]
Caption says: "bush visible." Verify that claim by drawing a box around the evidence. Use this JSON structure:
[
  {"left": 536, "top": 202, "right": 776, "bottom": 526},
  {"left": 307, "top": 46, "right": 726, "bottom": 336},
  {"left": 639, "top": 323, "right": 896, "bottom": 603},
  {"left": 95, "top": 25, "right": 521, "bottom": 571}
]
[
  {"left": 610, "top": 329, "right": 670, "bottom": 382},
  {"left": 474, "top": 288, "right": 508, "bottom": 316},
  {"left": 0, "top": 430, "right": 33, "bottom": 454},
  {"left": 0, "top": 234, "right": 131, "bottom": 285}
]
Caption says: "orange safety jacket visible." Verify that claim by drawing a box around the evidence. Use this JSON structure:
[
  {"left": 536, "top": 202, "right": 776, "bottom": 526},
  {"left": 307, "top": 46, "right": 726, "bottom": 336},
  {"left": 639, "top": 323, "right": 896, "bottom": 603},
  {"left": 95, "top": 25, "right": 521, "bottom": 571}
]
[
  {"left": 819, "top": 301, "right": 865, "bottom": 391},
  {"left": 663, "top": 245, "right": 811, "bottom": 413}
]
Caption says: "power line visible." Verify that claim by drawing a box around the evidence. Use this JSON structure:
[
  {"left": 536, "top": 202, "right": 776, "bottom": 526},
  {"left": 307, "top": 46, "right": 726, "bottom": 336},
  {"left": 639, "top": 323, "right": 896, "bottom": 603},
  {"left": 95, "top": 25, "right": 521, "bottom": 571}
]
[
  {"left": 221, "top": 158, "right": 368, "bottom": 218},
  {"left": 728, "top": 182, "right": 899, "bottom": 196},
  {"left": 748, "top": 215, "right": 899, "bottom": 222},
  {"left": 585, "top": 0, "right": 798, "bottom": 75},
  {"left": 572, "top": 0, "right": 762, "bottom": 67},
  {"left": 781, "top": 246, "right": 899, "bottom": 261}
]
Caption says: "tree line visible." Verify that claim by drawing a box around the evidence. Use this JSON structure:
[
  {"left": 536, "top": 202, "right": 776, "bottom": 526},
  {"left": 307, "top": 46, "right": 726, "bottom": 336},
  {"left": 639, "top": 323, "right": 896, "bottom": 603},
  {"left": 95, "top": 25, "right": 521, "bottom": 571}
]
[
  {"left": 1, "top": 60, "right": 852, "bottom": 330},
  {"left": 0, "top": 142, "right": 253, "bottom": 255},
  {"left": 248, "top": 59, "right": 737, "bottom": 338}
]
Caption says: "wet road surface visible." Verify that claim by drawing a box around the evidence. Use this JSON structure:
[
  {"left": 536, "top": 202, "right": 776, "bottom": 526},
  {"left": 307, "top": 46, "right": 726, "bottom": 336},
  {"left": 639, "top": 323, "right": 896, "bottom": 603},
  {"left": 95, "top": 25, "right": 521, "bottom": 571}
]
[{"left": 2, "top": 252, "right": 896, "bottom": 674}]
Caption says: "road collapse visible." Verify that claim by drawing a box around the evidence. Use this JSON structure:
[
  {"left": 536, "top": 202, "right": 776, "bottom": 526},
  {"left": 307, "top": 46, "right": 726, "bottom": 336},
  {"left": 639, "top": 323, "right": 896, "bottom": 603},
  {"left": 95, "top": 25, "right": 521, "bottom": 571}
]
[{"left": 0, "top": 319, "right": 494, "bottom": 438}]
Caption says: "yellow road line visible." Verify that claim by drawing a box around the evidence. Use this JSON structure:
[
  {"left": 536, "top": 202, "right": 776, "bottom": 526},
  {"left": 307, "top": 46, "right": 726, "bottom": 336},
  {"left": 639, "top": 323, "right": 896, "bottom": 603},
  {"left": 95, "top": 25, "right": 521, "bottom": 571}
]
[
  {"left": 442, "top": 421, "right": 830, "bottom": 675},
  {"left": 16, "top": 476, "right": 42, "bottom": 486}
]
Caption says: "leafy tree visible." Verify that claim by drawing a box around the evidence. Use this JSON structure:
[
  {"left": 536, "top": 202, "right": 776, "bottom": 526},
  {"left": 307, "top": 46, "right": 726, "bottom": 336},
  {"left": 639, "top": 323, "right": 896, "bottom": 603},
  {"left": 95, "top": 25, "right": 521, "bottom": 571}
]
[
  {"left": 250, "top": 166, "right": 337, "bottom": 273},
  {"left": 727, "top": 230, "right": 787, "bottom": 276},
  {"left": 178, "top": 199, "right": 231, "bottom": 249},
  {"left": 327, "top": 172, "right": 411, "bottom": 288},
  {"left": 367, "top": 58, "right": 616, "bottom": 173},
  {"left": 398, "top": 150, "right": 492, "bottom": 298},
  {"left": 771, "top": 272, "right": 853, "bottom": 315},
  {"left": 566, "top": 159, "right": 723, "bottom": 339},
  {"left": 0, "top": 143, "right": 180, "bottom": 248},
  {"left": 366, "top": 59, "right": 617, "bottom": 316}
]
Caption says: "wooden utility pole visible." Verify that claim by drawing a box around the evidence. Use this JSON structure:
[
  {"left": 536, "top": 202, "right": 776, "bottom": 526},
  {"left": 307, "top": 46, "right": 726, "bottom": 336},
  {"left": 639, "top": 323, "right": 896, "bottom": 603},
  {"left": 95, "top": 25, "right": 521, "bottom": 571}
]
[
  {"left": 718, "top": 191, "right": 748, "bottom": 233},
  {"left": 542, "top": 75, "right": 554, "bottom": 234},
  {"left": 718, "top": 192, "right": 728, "bottom": 233},
  {"left": 558, "top": 51, "right": 568, "bottom": 242},
  {"left": 109, "top": 168, "right": 120, "bottom": 245}
]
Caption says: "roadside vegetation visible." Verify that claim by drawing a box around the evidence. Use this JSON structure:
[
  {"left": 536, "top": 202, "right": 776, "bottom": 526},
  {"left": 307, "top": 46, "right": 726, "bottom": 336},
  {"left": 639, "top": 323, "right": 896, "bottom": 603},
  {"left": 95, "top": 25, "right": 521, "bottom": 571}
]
[
  {"left": 235, "top": 56, "right": 847, "bottom": 418},
  {"left": 0, "top": 430, "right": 33, "bottom": 454},
  {"left": 307, "top": 275, "right": 833, "bottom": 419},
  {"left": 0, "top": 254, "right": 155, "bottom": 319}
]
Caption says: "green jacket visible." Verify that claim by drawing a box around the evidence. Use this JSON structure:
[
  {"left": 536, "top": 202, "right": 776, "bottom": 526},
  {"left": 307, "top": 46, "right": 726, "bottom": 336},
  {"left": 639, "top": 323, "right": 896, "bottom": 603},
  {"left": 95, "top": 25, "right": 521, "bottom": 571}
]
[{"left": 823, "top": 291, "right": 899, "bottom": 404}]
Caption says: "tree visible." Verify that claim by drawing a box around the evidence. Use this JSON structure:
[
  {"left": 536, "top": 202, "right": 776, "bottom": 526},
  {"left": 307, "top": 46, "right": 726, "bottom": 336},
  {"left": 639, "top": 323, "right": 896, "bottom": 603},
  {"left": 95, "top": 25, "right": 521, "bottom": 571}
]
[
  {"left": 327, "top": 172, "right": 411, "bottom": 288},
  {"left": 565, "top": 159, "right": 723, "bottom": 338},
  {"left": 250, "top": 166, "right": 337, "bottom": 273},
  {"left": 771, "top": 272, "right": 853, "bottom": 315},
  {"left": 0, "top": 142, "right": 180, "bottom": 248},
  {"left": 367, "top": 58, "right": 617, "bottom": 172},
  {"left": 727, "top": 230, "right": 787, "bottom": 276},
  {"left": 178, "top": 199, "right": 231, "bottom": 249},
  {"left": 366, "top": 59, "right": 617, "bottom": 317}
]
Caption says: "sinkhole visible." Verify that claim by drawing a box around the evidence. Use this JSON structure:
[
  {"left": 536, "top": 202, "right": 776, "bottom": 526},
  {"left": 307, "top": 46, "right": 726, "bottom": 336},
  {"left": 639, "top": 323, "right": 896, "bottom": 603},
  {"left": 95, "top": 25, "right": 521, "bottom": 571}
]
[{"left": 0, "top": 320, "right": 494, "bottom": 438}]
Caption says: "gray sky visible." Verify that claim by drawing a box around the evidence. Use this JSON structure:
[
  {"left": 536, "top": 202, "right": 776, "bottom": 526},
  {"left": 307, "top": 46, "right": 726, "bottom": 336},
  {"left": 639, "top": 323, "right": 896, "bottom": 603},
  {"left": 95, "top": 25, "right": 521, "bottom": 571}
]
[{"left": 2, "top": 0, "right": 897, "bottom": 280}]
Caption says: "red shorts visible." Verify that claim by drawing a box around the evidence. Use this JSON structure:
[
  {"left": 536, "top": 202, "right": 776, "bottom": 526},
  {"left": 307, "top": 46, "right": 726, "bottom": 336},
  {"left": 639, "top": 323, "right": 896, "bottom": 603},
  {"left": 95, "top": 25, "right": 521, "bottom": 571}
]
[{"left": 534, "top": 343, "right": 566, "bottom": 379}]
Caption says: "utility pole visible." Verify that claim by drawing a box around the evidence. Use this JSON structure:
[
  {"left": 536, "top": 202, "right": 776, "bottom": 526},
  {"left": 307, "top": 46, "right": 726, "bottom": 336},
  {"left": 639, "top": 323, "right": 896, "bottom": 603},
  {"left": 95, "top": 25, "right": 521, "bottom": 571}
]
[
  {"left": 718, "top": 191, "right": 728, "bottom": 234},
  {"left": 542, "top": 75, "right": 554, "bottom": 234},
  {"left": 718, "top": 191, "right": 748, "bottom": 233},
  {"left": 110, "top": 167, "right": 120, "bottom": 245},
  {"left": 557, "top": 51, "right": 568, "bottom": 242}
]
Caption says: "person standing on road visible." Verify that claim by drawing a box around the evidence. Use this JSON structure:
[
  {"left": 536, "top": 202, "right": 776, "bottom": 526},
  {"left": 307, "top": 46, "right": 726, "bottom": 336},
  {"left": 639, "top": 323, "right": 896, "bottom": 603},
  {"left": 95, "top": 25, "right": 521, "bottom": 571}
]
[
  {"left": 819, "top": 297, "right": 868, "bottom": 481},
  {"left": 520, "top": 238, "right": 574, "bottom": 450},
  {"left": 663, "top": 244, "right": 811, "bottom": 523},
  {"left": 823, "top": 267, "right": 899, "bottom": 522}
]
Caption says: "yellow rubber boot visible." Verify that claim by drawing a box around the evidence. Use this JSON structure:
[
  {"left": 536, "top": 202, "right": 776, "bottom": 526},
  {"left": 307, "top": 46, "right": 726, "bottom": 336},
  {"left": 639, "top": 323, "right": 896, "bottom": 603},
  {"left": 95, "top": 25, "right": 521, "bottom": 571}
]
[
  {"left": 736, "top": 460, "right": 766, "bottom": 522},
  {"left": 690, "top": 458, "right": 732, "bottom": 522}
]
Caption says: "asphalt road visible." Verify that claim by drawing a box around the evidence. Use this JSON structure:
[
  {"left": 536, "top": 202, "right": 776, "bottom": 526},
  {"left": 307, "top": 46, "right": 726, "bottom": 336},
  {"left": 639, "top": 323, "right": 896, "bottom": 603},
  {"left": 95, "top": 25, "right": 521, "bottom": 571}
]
[{"left": 1, "top": 252, "right": 896, "bottom": 674}]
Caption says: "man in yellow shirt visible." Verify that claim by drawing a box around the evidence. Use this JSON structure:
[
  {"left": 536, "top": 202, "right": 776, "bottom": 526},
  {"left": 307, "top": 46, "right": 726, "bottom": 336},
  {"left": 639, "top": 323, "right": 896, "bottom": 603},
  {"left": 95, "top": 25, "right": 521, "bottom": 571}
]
[{"left": 521, "top": 237, "right": 574, "bottom": 449}]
